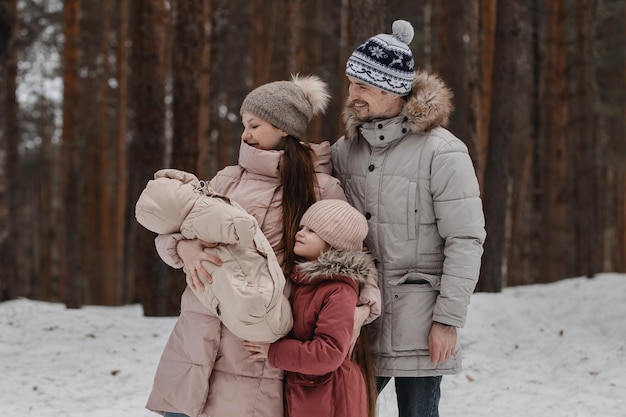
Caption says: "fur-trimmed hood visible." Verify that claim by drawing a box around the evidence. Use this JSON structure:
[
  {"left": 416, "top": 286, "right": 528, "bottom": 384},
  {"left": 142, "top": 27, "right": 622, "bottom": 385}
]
[
  {"left": 343, "top": 70, "right": 454, "bottom": 141},
  {"left": 291, "top": 249, "right": 375, "bottom": 287}
]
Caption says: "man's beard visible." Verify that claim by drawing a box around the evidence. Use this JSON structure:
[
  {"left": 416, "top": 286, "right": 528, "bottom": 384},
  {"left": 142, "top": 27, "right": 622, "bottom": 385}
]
[{"left": 350, "top": 101, "right": 373, "bottom": 122}]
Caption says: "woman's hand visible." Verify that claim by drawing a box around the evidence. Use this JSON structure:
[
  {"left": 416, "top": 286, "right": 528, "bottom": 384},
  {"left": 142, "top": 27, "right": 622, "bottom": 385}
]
[
  {"left": 177, "top": 239, "right": 221, "bottom": 290},
  {"left": 242, "top": 341, "right": 271, "bottom": 360}
]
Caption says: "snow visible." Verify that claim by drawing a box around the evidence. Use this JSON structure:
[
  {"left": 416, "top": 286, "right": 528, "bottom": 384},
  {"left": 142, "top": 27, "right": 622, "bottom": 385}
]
[{"left": 1, "top": 273, "right": 624, "bottom": 416}]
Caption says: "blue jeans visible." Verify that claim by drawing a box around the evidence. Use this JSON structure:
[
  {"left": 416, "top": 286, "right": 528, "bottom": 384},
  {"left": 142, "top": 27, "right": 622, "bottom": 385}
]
[
  {"left": 163, "top": 413, "right": 189, "bottom": 417},
  {"left": 377, "top": 376, "right": 442, "bottom": 417}
]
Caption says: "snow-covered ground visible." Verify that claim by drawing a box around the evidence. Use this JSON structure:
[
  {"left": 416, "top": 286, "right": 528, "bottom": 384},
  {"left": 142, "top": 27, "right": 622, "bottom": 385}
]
[{"left": 1, "top": 273, "right": 624, "bottom": 416}]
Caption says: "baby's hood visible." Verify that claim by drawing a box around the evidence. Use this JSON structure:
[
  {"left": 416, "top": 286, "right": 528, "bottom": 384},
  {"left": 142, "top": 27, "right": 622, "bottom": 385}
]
[{"left": 135, "top": 169, "right": 200, "bottom": 234}]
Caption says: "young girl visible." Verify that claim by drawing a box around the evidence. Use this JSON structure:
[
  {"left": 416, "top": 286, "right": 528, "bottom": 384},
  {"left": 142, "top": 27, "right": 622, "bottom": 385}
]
[
  {"left": 145, "top": 75, "right": 381, "bottom": 417},
  {"left": 244, "top": 199, "right": 378, "bottom": 417}
]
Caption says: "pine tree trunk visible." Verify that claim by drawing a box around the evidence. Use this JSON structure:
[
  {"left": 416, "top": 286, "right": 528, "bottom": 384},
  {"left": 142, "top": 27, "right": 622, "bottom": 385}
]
[
  {"left": 539, "top": 0, "right": 572, "bottom": 283},
  {"left": 477, "top": 0, "right": 496, "bottom": 186},
  {"left": 93, "top": 1, "right": 115, "bottom": 303},
  {"left": 80, "top": 0, "right": 102, "bottom": 305},
  {"left": 347, "top": 0, "right": 385, "bottom": 50},
  {"left": 196, "top": 0, "right": 212, "bottom": 179},
  {"left": 130, "top": 0, "right": 168, "bottom": 316},
  {"left": 436, "top": 0, "right": 481, "bottom": 168},
  {"left": 285, "top": 0, "right": 303, "bottom": 75},
  {"left": 36, "top": 101, "right": 56, "bottom": 301},
  {"left": 622, "top": 1, "right": 626, "bottom": 272},
  {"left": 570, "top": 0, "right": 597, "bottom": 278},
  {"left": 0, "top": 0, "right": 18, "bottom": 300},
  {"left": 60, "top": 0, "right": 82, "bottom": 307},
  {"left": 171, "top": 0, "right": 205, "bottom": 172},
  {"left": 167, "top": 0, "right": 209, "bottom": 315},
  {"left": 115, "top": 0, "right": 131, "bottom": 303},
  {"left": 480, "top": 0, "right": 530, "bottom": 292}
]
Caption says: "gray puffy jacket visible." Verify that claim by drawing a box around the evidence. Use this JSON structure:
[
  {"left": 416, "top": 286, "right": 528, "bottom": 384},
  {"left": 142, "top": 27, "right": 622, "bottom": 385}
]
[{"left": 332, "top": 71, "right": 486, "bottom": 377}]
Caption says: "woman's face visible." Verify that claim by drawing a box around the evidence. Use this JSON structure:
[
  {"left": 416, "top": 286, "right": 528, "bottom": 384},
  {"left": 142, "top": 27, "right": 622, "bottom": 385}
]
[{"left": 241, "top": 112, "right": 288, "bottom": 151}]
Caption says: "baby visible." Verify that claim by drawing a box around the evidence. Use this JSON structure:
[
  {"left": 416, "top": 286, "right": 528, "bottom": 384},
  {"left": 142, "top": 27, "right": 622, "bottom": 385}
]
[{"left": 135, "top": 168, "right": 292, "bottom": 342}]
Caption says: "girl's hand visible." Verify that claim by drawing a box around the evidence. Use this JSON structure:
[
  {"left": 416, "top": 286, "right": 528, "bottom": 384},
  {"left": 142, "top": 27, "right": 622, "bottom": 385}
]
[
  {"left": 242, "top": 341, "right": 271, "bottom": 359},
  {"left": 177, "top": 239, "right": 221, "bottom": 290},
  {"left": 349, "top": 304, "right": 370, "bottom": 356}
]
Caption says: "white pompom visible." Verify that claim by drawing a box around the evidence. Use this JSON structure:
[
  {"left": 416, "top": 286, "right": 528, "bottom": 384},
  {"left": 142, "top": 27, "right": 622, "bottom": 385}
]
[
  {"left": 291, "top": 74, "right": 330, "bottom": 116},
  {"left": 392, "top": 20, "right": 414, "bottom": 44}
]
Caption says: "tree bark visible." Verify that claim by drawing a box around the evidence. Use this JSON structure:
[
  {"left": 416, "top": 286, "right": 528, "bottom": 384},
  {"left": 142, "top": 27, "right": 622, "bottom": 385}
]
[
  {"left": 436, "top": 0, "right": 481, "bottom": 169},
  {"left": 79, "top": 0, "right": 101, "bottom": 305},
  {"left": 168, "top": 0, "right": 209, "bottom": 314},
  {"left": 114, "top": 0, "right": 131, "bottom": 303},
  {"left": 0, "top": 0, "right": 18, "bottom": 300},
  {"left": 171, "top": 0, "right": 205, "bottom": 172},
  {"left": 60, "top": 0, "right": 82, "bottom": 307},
  {"left": 480, "top": 0, "right": 529, "bottom": 292},
  {"left": 571, "top": 0, "right": 597, "bottom": 278},
  {"left": 285, "top": 0, "right": 303, "bottom": 75},
  {"left": 477, "top": 0, "right": 496, "bottom": 186},
  {"left": 539, "top": 0, "right": 572, "bottom": 283},
  {"left": 130, "top": 0, "right": 168, "bottom": 316},
  {"left": 196, "top": 0, "right": 212, "bottom": 179}
]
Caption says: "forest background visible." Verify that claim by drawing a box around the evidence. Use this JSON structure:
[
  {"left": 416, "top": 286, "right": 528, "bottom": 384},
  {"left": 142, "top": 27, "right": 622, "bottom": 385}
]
[{"left": 0, "top": 0, "right": 624, "bottom": 316}]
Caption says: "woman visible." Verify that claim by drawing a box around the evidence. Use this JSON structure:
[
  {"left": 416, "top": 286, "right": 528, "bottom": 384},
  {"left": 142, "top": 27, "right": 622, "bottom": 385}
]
[{"left": 145, "top": 75, "right": 380, "bottom": 417}]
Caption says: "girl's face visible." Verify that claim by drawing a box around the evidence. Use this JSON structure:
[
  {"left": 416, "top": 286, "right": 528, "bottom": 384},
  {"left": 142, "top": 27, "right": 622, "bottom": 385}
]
[
  {"left": 294, "top": 226, "right": 330, "bottom": 261},
  {"left": 241, "top": 112, "right": 288, "bottom": 151}
]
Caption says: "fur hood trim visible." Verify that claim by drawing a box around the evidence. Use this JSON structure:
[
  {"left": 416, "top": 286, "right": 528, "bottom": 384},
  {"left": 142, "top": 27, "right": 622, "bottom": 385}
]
[
  {"left": 343, "top": 71, "right": 454, "bottom": 141},
  {"left": 294, "top": 249, "right": 374, "bottom": 287}
]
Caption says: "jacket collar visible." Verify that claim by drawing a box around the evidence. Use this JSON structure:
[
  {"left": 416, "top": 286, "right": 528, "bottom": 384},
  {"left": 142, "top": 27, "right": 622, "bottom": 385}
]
[
  {"left": 291, "top": 249, "right": 374, "bottom": 287},
  {"left": 359, "top": 116, "right": 409, "bottom": 147},
  {"left": 343, "top": 71, "right": 454, "bottom": 142},
  {"left": 238, "top": 141, "right": 282, "bottom": 178},
  {"left": 238, "top": 140, "right": 334, "bottom": 178}
]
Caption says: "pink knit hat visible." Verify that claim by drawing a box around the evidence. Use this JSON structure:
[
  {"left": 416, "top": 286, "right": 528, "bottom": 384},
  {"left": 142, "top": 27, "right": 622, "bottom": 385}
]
[{"left": 300, "top": 200, "right": 368, "bottom": 251}]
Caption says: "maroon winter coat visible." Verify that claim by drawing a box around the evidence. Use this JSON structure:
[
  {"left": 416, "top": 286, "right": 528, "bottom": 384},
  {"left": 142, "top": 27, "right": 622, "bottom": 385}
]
[{"left": 268, "top": 249, "right": 376, "bottom": 417}]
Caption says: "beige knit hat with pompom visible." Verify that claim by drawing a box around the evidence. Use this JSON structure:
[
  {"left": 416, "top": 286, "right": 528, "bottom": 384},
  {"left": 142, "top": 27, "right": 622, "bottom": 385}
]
[{"left": 240, "top": 74, "right": 330, "bottom": 140}]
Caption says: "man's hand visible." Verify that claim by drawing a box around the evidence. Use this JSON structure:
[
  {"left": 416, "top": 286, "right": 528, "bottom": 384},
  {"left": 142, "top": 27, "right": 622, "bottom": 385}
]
[
  {"left": 428, "top": 322, "right": 457, "bottom": 364},
  {"left": 177, "top": 239, "right": 221, "bottom": 290},
  {"left": 242, "top": 341, "right": 271, "bottom": 360},
  {"left": 349, "top": 305, "right": 371, "bottom": 356}
]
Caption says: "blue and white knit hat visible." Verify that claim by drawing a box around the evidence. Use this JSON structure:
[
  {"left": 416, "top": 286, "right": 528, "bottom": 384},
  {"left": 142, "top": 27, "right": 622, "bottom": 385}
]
[{"left": 345, "top": 20, "right": 415, "bottom": 96}]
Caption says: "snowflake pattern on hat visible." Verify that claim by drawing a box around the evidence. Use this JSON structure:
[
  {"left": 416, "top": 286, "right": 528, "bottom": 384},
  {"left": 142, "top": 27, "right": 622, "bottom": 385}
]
[{"left": 346, "top": 20, "right": 415, "bottom": 96}]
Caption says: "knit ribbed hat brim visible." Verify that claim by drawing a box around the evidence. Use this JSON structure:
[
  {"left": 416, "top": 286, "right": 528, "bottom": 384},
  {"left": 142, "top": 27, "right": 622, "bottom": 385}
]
[{"left": 300, "top": 199, "right": 368, "bottom": 251}]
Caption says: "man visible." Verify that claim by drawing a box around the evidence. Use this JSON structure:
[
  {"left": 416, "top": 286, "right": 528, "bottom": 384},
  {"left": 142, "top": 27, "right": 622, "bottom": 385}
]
[{"left": 332, "top": 20, "right": 486, "bottom": 417}]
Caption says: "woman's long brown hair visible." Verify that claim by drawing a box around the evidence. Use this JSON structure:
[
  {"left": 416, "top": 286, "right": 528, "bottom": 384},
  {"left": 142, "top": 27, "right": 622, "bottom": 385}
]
[
  {"left": 352, "top": 326, "right": 377, "bottom": 417},
  {"left": 280, "top": 136, "right": 318, "bottom": 271}
]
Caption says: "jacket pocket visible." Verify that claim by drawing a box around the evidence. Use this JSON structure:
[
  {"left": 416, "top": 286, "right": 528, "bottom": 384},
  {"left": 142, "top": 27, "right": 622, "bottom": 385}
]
[
  {"left": 286, "top": 372, "right": 334, "bottom": 417},
  {"left": 390, "top": 277, "right": 438, "bottom": 351},
  {"left": 288, "top": 371, "right": 332, "bottom": 386}
]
